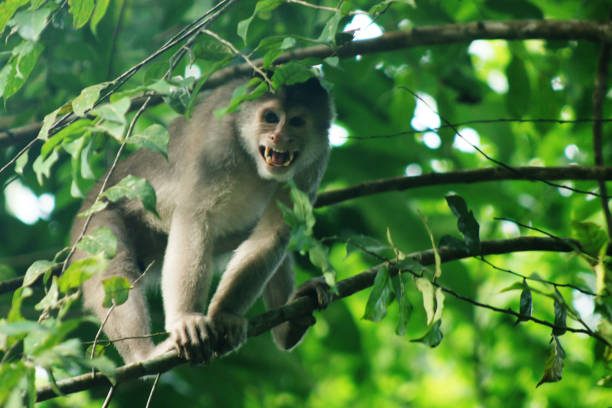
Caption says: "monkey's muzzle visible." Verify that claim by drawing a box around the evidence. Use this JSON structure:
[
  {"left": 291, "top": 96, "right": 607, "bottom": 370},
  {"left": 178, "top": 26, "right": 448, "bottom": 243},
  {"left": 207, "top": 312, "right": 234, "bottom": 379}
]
[{"left": 259, "top": 146, "right": 298, "bottom": 167}]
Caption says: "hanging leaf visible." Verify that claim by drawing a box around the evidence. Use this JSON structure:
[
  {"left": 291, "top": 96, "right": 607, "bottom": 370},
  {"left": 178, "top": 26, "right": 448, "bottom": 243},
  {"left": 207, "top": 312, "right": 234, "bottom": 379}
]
[
  {"left": 445, "top": 194, "right": 480, "bottom": 253},
  {"left": 390, "top": 273, "right": 413, "bottom": 335},
  {"left": 363, "top": 266, "right": 394, "bottom": 322},
  {"left": 22, "top": 260, "right": 55, "bottom": 287},
  {"left": 411, "top": 319, "right": 443, "bottom": 348},
  {"left": 415, "top": 277, "right": 436, "bottom": 325},
  {"left": 515, "top": 279, "right": 532, "bottom": 325},
  {"left": 90, "top": 0, "right": 110, "bottom": 35},
  {"left": 537, "top": 336, "right": 565, "bottom": 387},
  {"left": 68, "top": 0, "right": 95, "bottom": 28}
]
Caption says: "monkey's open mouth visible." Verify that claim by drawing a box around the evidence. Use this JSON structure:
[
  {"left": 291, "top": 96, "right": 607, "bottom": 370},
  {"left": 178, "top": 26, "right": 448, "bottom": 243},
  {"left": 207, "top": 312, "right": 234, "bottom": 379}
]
[{"left": 259, "top": 146, "right": 298, "bottom": 167}]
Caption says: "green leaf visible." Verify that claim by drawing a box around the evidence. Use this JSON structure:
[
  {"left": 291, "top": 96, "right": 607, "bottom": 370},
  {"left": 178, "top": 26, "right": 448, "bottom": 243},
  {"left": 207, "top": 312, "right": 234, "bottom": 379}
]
[
  {"left": 571, "top": 220, "right": 609, "bottom": 259},
  {"left": 103, "top": 175, "right": 159, "bottom": 216},
  {"left": 32, "top": 149, "right": 59, "bottom": 185},
  {"left": 41, "top": 118, "right": 92, "bottom": 158},
  {"left": 445, "top": 194, "right": 480, "bottom": 253},
  {"left": 318, "top": 9, "right": 342, "bottom": 43},
  {"left": 415, "top": 277, "right": 436, "bottom": 325},
  {"left": 102, "top": 276, "right": 131, "bottom": 307},
  {"left": 128, "top": 124, "right": 170, "bottom": 158},
  {"left": 37, "top": 107, "right": 60, "bottom": 141},
  {"left": 515, "top": 279, "right": 532, "bottom": 324},
  {"left": 77, "top": 226, "right": 117, "bottom": 258},
  {"left": 237, "top": 15, "right": 254, "bottom": 44},
  {"left": 22, "top": 260, "right": 55, "bottom": 287},
  {"left": 391, "top": 273, "right": 413, "bottom": 335},
  {"left": 411, "top": 319, "right": 443, "bottom": 348},
  {"left": 537, "top": 336, "right": 565, "bottom": 387},
  {"left": 192, "top": 37, "right": 233, "bottom": 61},
  {"left": 10, "top": 8, "right": 51, "bottom": 41},
  {"left": 72, "top": 83, "right": 108, "bottom": 116},
  {"left": 271, "top": 62, "right": 314, "bottom": 88},
  {"left": 58, "top": 256, "right": 107, "bottom": 293},
  {"left": 505, "top": 56, "right": 530, "bottom": 117},
  {"left": 34, "top": 276, "right": 59, "bottom": 311},
  {"left": 90, "top": 0, "right": 110, "bottom": 35},
  {"left": 8, "top": 287, "right": 32, "bottom": 322},
  {"left": 90, "top": 97, "right": 131, "bottom": 125},
  {"left": 0, "top": 41, "right": 44, "bottom": 100},
  {"left": 363, "top": 266, "right": 394, "bottom": 321},
  {"left": 78, "top": 199, "right": 108, "bottom": 217},
  {"left": 0, "top": 0, "right": 29, "bottom": 35},
  {"left": 68, "top": 0, "right": 95, "bottom": 28},
  {"left": 14, "top": 148, "right": 28, "bottom": 174}
]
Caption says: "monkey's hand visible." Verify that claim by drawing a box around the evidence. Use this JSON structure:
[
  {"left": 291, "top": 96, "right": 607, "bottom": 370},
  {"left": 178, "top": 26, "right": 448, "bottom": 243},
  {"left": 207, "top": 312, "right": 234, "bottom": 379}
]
[
  {"left": 166, "top": 312, "right": 214, "bottom": 364},
  {"left": 208, "top": 311, "right": 248, "bottom": 357},
  {"left": 273, "top": 277, "right": 332, "bottom": 350}
]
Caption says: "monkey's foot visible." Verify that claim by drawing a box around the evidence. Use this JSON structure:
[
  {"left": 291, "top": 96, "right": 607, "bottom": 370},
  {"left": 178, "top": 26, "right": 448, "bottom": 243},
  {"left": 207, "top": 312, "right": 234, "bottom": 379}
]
[
  {"left": 166, "top": 312, "right": 213, "bottom": 364},
  {"left": 290, "top": 276, "right": 332, "bottom": 311},
  {"left": 208, "top": 312, "right": 248, "bottom": 357},
  {"left": 272, "top": 277, "right": 332, "bottom": 350}
]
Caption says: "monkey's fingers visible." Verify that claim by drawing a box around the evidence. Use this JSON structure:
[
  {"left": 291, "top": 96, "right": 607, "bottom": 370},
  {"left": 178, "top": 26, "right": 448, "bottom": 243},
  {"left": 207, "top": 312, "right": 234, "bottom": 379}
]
[{"left": 292, "top": 277, "right": 332, "bottom": 310}]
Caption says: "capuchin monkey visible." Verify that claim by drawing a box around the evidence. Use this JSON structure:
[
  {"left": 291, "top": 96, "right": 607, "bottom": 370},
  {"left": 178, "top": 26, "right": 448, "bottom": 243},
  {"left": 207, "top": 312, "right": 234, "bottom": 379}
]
[{"left": 71, "top": 76, "right": 333, "bottom": 364}]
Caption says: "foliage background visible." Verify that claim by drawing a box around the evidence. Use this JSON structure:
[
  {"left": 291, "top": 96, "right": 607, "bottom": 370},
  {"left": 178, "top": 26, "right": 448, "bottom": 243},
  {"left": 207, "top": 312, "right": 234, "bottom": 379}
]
[{"left": 0, "top": 0, "right": 611, "bottom": 407}]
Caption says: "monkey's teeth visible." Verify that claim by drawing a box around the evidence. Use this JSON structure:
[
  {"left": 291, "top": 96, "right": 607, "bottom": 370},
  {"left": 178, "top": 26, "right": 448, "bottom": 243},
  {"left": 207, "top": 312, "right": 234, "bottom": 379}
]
[{"left": 261, "top": 146, "right": 296, "bottom": 167}]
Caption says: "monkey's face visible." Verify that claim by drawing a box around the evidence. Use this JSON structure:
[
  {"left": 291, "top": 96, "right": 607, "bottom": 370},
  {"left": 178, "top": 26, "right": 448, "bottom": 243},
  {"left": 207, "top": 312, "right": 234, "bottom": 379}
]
[{"left": 241, "top": 99, "right": 325, "bottom": 182}]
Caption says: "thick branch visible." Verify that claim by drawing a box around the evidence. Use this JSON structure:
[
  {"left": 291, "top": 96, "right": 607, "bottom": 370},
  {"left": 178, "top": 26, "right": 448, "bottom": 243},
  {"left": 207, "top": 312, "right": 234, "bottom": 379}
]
[
  {"left": 36, "top": 235, "right": 604, "bottom": 402},
  {"left": 2, "top": 19, "right": 612, "bottom": 148},
  {"left": 0, "top": 165, "right": 608, "bottom": 295},
  {"left": 315, "top": 165, "right": 612, "bottom": 207}
]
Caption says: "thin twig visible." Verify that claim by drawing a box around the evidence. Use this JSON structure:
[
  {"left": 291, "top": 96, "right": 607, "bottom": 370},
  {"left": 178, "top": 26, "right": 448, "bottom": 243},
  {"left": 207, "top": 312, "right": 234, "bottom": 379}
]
[
  {"left": 202, "top": 29, "right": 273, "bottom": 88},
  {"left": 101, "top": 385, "right": 116, "bottom": 408},
  {"left": 145, "top": 374, "right": 161, "bottom": 408},
  {"left": 400, "top": 87, "right": 606, "bottom": 198},
  {"left": 479, "top": 257, "right": 596, "bottom": 296},
  {"left": 286, "top": 0, "right": 339, "bottom": 13},
  {"left": 91, "top": 304, "right": 116, "bottom": 361}
]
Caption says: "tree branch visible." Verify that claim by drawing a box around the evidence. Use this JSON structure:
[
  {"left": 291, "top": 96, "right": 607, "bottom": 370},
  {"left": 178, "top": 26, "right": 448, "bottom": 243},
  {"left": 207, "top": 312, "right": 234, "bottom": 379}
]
[
  {"left": 315, "top": 165, "right": 612, "bottom": 207},
  {"left": 35, "top": 235, "right": 607, "bottom": 402},
  {"left": 2, "top": 19, "right": 612, "bottom": 149}
]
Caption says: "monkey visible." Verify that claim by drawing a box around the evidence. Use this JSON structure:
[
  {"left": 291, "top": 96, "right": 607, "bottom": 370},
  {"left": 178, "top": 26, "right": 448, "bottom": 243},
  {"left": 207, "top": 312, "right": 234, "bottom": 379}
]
[{"left": 71, "top": 76, "right": 334, "bottom": 364}]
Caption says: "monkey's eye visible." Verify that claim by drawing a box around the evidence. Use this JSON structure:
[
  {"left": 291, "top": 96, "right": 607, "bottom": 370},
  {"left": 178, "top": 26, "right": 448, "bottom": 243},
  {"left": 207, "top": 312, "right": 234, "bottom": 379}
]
[
  {"left": 263, "top": 110, "right": 280, "bottom": 124},
  {"left": 288, "top": 116, "right": 305, "bottom": 127}
]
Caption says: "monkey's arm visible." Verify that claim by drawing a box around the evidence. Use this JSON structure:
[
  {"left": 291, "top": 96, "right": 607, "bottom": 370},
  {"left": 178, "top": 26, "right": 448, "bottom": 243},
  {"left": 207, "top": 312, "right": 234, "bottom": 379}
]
[
  {"left": 160, "top": 207, "right": 215, "bottom": 362},
  {"left": 207, "top": 193, "right": 291, "bottom": 355}
]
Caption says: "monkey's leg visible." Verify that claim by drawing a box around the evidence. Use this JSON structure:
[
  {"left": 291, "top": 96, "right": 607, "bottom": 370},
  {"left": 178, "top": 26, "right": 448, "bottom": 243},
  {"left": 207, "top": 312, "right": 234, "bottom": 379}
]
[
  {"left": 264, "top": 256, "right": 331, "bottom": 350},
  {"left": 79, "top": 211, "right": 155, "bottom": 364}
]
